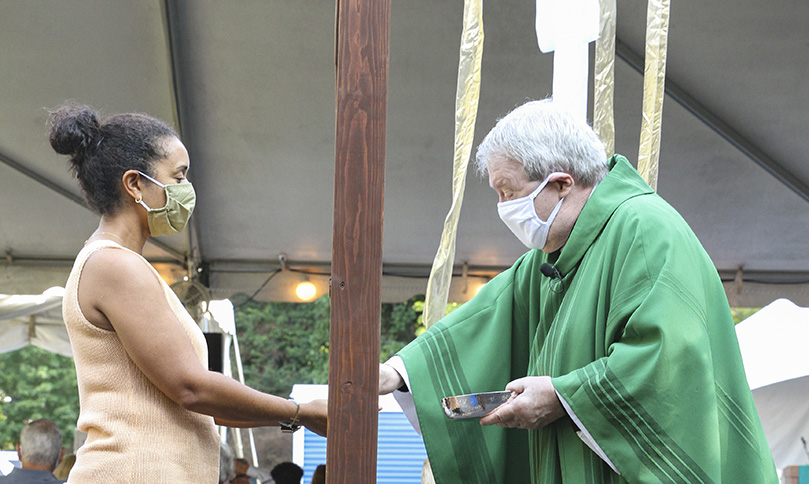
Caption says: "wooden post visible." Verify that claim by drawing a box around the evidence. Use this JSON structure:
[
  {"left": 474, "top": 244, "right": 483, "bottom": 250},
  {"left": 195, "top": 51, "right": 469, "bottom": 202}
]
[{"left": 328, "top": 0, "right": 390, "bottom": 482}]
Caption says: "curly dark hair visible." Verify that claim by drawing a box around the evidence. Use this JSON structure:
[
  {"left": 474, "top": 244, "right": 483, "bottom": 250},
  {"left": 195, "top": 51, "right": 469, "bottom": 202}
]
[{"left": 48, "top": 103, "right": 178, "bottom": 215}]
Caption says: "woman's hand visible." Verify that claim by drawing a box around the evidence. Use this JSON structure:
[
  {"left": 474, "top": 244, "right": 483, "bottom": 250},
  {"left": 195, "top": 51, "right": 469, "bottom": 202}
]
[{"left": 299, "top": 399, "right": 328, "bottom": 437}]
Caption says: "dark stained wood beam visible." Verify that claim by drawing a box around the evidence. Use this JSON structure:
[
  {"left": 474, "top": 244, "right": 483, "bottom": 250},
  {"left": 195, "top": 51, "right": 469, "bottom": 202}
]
[{"left": 328, "top": 0, "right": 390, "bottom": 482}]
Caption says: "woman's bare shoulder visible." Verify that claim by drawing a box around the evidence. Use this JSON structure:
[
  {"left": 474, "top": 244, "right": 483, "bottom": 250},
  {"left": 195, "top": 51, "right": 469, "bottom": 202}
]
[{"left": 81, "top": 247, "right": 163, "bottom": 300}]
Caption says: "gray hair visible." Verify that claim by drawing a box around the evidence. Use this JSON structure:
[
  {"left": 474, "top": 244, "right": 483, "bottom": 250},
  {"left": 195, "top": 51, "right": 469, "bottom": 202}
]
[
  {"left": 219, "top": 441, "right": 235, "bottom": 484},
  {"left": 19, "top": 419, "right": 62, "bottom": 470},
  {"left": 475, "top": 99, "right": 608, "bottom": 186}
]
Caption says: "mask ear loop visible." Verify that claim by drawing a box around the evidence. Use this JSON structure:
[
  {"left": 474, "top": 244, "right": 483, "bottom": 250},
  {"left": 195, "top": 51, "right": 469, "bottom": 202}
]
[
  {"left": 499, "top": 175, "right": 551, "bottom": 209},
  {"left": 136, "top": 170, "right": 166, "bottom": 189},
  {"left": 541, "top": 196, "right": 565, "bottom": 224},
  {"left": 134, "top": 171, "right": 161, "bottom": 210},
  {"left": 134, "top": 196, "right": 152, "bottom": 210}
]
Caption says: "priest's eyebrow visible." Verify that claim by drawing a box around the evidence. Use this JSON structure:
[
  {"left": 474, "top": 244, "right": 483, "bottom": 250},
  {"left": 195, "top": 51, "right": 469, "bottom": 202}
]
[{"left": 491, "top": 176, "right": 515, "bottom": 190}]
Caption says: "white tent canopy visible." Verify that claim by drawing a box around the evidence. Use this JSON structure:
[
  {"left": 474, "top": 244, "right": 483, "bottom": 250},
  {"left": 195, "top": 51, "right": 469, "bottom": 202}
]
[
  {"left": 1, "top": 1, "right": 808, "bottom": 305},
  {"left": 0, "top": 292, "right": 240, "bottom": 360},
  {"left": 736, "top": 298, "right": 809, "bottom": 472},
  {"left": 0, "top": 287, "right": 71, "bottom": 357}
]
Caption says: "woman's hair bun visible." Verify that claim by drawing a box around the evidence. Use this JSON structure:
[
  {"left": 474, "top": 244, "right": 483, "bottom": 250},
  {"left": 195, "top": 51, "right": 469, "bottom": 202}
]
[{"left": 48, "top": 104, "right": 101, "bottom": 160}]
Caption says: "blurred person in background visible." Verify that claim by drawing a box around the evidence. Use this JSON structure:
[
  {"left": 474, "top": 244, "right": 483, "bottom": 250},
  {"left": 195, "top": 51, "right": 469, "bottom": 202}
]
[
  {"left": 310, "top": 464, "right": 325, "bottom": 484},
  {"left": 51, "top": 453, "right": 75, "bottom": 481},
  {"left": 270, "top": 462, "right": 303, "bottom": 484},
  {"left": 0, "top": 419, "right": 65, "bottom": 483}
]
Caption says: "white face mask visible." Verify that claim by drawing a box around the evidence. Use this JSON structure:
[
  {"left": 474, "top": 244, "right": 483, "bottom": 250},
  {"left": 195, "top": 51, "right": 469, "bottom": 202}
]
[{"left": 497, "top": 172, "right": 565, "bottom": 250}]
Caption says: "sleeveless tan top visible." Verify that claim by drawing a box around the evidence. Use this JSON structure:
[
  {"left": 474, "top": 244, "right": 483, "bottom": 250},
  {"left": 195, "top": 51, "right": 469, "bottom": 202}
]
[{"left": 63, "top": 240, "right": 219, "bottom": 483}]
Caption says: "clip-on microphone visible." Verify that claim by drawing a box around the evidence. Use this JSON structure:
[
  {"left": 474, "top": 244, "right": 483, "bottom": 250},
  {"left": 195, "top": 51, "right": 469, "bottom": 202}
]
[{"left": 540, "top": 263, "right": 564, "bottom": 294}]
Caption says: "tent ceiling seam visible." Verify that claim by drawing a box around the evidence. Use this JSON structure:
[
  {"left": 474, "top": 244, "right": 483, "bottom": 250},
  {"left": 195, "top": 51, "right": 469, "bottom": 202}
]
[
  {"left": 161, "top": 0, "right": 204, "bottom": 273},
  {"left": 614, "top": 38, "right": 809, "bottom": 205},
  {"left": 0, "top": 150, "right": 86, "bottom": 207},
  {"left": 160, "top": 0, "right": 184, "bottom": 135}
]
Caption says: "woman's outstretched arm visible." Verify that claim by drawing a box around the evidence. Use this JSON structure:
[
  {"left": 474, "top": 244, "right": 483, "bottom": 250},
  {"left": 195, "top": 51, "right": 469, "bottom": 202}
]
[{"left": 79, "top": 248, "right": 327, "bottom": 436}]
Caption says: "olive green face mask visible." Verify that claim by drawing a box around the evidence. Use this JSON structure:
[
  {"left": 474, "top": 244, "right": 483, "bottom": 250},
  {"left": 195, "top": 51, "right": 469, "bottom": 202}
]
[{"left": 136, "top": 171, "right": 196, "bottom": 236}]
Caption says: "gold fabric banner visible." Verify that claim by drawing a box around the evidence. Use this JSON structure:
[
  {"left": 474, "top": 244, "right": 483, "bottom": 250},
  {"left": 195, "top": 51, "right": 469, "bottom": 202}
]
[
  {"left": 593, "top": 0, "right": 617, "bottom": 157},
  {"left": 422, "top": 0, "right": 484, "bottom": 328},
  {"left": 637, "top": 0, "right": 671, "bottom": 191}
]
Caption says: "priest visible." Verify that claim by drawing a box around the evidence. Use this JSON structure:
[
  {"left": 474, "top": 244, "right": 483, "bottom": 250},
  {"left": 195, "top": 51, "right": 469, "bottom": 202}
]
[{"left": 379, "top": 99, "right": 777, "bottom": 483}]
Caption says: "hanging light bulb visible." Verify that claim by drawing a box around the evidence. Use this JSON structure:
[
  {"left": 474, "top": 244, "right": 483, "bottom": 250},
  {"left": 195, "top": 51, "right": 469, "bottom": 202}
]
[
  {"left": 295, "top": 279, "right": 317, "bottom": 302},
  {"left": 474, "top": 280, "right": 487, "bottom": 297}
]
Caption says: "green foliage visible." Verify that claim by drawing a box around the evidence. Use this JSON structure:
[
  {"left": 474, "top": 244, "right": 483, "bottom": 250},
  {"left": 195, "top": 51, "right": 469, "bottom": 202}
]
[
  {"left": 732, "top": 307, "right": 761, "bottom": 324},
  {"left": 231, "top": 294, "right": 428, "bottom": 398},
  {"left": 0, "top": 346, "right": 79, "bottom": 450},
  {"left": 381, "top": 295, "right": 425, "bottom": 361},
  {"left": 233, "top": 295, "right": 332, "bottom": 398}
]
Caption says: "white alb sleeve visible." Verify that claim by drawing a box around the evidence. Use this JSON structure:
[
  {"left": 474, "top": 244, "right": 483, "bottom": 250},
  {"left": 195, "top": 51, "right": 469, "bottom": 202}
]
[
  {"left": 555, "top": 389, "right": 620, "bottom": 475},
  {"left": 385, "top": 355, "right": 422, "bottom": 435}
]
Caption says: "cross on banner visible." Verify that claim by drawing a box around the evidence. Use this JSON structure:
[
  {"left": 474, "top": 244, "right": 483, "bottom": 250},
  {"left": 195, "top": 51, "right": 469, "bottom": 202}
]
[{"left": 536, "top": 0, "right": 600, "bottom": 121}]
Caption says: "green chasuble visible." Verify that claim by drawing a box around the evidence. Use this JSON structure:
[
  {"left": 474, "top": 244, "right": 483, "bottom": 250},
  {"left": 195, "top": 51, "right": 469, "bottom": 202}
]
[{"left": 397, "top": 155, "right": 777, "bottom": 483}]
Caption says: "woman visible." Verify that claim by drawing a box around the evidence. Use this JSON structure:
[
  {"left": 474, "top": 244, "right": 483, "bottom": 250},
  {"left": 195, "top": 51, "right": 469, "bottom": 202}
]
[{"left": 49, "top": 104, "right": 327, "bottom": 483}]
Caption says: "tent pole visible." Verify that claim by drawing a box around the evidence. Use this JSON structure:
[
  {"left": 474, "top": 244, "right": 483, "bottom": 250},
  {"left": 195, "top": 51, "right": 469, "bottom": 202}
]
[{"left": 28, "top": 314, "right": 36, "bottom": 339}]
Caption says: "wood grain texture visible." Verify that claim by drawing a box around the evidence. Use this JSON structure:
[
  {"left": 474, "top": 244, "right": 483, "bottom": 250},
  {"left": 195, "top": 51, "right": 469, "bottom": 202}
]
[{"left": 328, "top": 0, "right": 390, "bottom": 482}]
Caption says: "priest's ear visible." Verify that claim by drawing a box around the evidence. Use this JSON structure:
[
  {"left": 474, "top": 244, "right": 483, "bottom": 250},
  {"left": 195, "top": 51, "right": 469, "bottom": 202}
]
[{"left": 548, "top": 173, "right": 575, "bottom": 197}]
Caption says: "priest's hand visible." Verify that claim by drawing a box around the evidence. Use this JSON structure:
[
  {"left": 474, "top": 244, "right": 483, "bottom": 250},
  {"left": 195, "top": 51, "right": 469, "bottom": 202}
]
[
  {"left": 379, "top": 363, "right": 404, "bottom": 395},
  {"left": 479, "top": 376, "right": 566, "bottom": 430}
]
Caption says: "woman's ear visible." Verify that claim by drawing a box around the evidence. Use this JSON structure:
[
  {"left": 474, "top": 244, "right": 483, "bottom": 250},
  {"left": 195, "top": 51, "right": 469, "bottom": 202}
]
[{"left": 121, "top": 170, "right": 143, "bottom": 202}]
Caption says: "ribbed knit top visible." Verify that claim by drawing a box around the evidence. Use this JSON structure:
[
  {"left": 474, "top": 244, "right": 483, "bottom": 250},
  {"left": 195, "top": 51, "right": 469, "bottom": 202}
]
[{"left": 63, "top": 240, "right": 219, "bottom": 483}]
